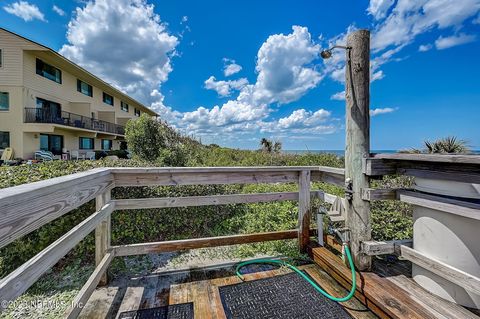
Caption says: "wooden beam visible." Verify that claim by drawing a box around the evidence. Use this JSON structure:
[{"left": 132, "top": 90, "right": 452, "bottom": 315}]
[
  {"left": 387, "top": 274, "right": 480, "bottom": 319},
  {"left": 112, "top": 166, "right": 345, "bottom": 187},
  {"left": 95, "top": 190, "right": 111, "bottom": 286},
  {"left": 361, "top": 239, "right": 412, "bottom": 256},
  {"left": 0, "top": 168, "right": 113, "bottom": 248},
  {"left": 344, "top": 29, "right": 372, "bottom": 271},
  {"left": 311, "top": 166, "right": 345, "bottom": 186},
  {"left": 298, "top": 170, "right": 311, "bottom": 253},
  {"left": 112, "top": 229, "right": 302, "bottom": 257},
  {"left": 0, "top": 203, "right": 114, "bottom": 307},
  {"left": 364, "top": 156, "right": 480, "bottom": 183},
  {"left": 361, "top": 188, "right": 398, "bottom": 201},
  {"left": 114, "top": 191, "right": 340, "bottom": 210},
  {"left": 64, "top": 252, "right": 114, "bottom": 319},
  {"left": 398, "top": 190, "right": 480, "bottom": 221},
  {"left": 109, "top": 166, "right": 322, "bottom": 174},
  {"left": 113, "top": 171, "right": 300, "bottom": 186},
  {"left": 372, "top": 153, "right": 480, "bottom": 164},
  {"left": 314, "top": 190, "right": 340, "bottom": 204},
  {"left": 312, "top": 247, "right": 437, "bottom": 319},
  {"left": 401, "top": 245, "right": 480, "bottom": 295},
  {"left": 114, "top": 192, "right": 300, "bottom": 210}
]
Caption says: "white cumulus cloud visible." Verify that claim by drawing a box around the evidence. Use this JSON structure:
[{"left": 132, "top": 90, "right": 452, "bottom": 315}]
[
  {"left": 435, "top": 33, "right": 477, "bottom": 49},
  {"left": 204, "top": 76, "right": 248, "bottom": 97},
  {"left": 52, "top": 5, "right": 65, "bottom": 16},
  {"left": 419, "top": 44, "right": 433, "bottom": 52},
  {"left": 183, "top": 26, "right": 324, "bottom": 134},
  {"left": 223, "top": 58, "right": 242, "bottom": 77},
  {"left": 367, "top": 0, "right": 395, "bottom": 20},
  {"left": 370, "top": 107, "right": 397, "bottom": 116},
  {"left": 331, "top": 91, "right": 345, "bottom": 101},
  {"left": 60, "top": 0, "right": 178, "bottom": 111},
  {"left": 371, "top": 0, "right": 480, "bottom": 52},
  {"left": 4, "top": 1, "right": 46, "bottom": 21}
]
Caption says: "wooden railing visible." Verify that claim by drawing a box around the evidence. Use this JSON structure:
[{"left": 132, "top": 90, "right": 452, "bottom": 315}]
[
  {"left": 0, "top": 166, "right": 344, "bottom": 318},
  {"left": 361, "top": 153, "right": 480, "bottom": 300}
]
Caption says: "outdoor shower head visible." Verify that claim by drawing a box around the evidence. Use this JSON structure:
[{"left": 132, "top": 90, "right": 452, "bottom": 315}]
[
  {"left": 320, "top": 50, "right": 333, "bottom": 59},
  {"left": 320, "top": 45, "right": 352, "bottom": 59}
]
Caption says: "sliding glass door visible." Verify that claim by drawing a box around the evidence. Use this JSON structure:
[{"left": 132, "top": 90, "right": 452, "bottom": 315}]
[
  {"left": 40, "top": 134, "right": 63, "bottom": 155},
  {"left": 36, "top": 98, "right": 62, "bottom": 122}
]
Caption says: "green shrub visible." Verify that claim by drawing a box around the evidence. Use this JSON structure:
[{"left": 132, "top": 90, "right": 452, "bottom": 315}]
[{"left": 0, "top": 150, "right": 413, "bottom": 277}]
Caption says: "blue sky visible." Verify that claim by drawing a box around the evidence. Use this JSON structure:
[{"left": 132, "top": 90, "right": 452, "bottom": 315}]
[{"left": 2, "top": 0, "right": 480, "bottom": 150}]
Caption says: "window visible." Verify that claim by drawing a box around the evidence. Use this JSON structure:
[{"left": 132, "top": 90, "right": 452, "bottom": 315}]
[
  {"left": 102, "top": 139, "right": 113, "bottom": 150},
  {"left": 103, "top": 92, "right": 114, "bottom": 106},
  {"left": 40, "top": 134, "right": 63, "bottom": 155},
  {"left": 0, "top": 132, "right": 9, "bottom": 149},
  {"left": 134, "top": 108, "right": 140, "bottom": 117},
  {"left": 0, "top": 49, "right": 3, "bottom": 68},
  {"left": 121, "top": 101, "right": 129, "bottom": 112},
  {"left": 77, "top": 79, "right": 93, "bottom": 97},
  {"left": 79, "top": 137, "right": 94, "bottom": 149},
  {"left": 0, "top": 92, "right": 8, "bottom": 111},
  {"left": 36, "top": 58, "right": 62, "bottom": 84}
]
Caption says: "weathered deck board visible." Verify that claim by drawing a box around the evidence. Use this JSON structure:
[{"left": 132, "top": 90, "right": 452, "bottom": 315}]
[
  {"left": 168, "top": 264, "right": 376, "bottom": 319},
  {"left": 312, "top": 246, "right": 479, "bottom": 319},
  {"left": 80, "top": 262, "right": 376, "bottom": 319}
]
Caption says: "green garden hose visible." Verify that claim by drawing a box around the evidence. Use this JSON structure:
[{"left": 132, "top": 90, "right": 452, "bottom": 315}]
[{"left": 235, "top": 244, "right": 356, "bottom": 303}]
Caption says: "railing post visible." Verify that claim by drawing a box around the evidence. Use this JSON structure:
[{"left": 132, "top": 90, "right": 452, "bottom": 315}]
[
  {"left": 345, "top": 29, "right": 372, "bottom": 271},
  {"left": 95, "top": 189, "right": 111, "bottom": 286},
  {"left": 298, "top": 170, "right": 311, "bottom": 253}
]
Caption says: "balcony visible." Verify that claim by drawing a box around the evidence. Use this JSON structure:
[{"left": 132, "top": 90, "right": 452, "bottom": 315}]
[{"left": 24, "top": 107, "right": 126, "bottom": 136}]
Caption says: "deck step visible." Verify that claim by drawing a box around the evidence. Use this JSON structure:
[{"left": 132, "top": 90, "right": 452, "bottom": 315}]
[{"left": 312, "top": 246, "right": 480, "bottom": 319}]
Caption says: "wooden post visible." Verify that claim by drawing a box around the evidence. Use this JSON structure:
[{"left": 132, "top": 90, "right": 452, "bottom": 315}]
[
  {"left": 298, "top": 170, "right": 311, "bottom": 253},
  {"left": 345, "top": 29, "right": 372, "bottom": 271},
  {"left": 95, "top": 189, "right": 111, "bottom": 285}
]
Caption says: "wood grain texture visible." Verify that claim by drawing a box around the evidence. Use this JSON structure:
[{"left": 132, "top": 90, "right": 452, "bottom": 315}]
[
  {"left": 114, "top": 191, "right": 341, "bottom": 210},
  {"left": 304, "top": 267, "right": 378, "bottom": 319},
  {"left": 388, "top": 275, "right": 480, "bottom": 319},
  {"left": 345, "top": 29, "right": 372, "bottom": 271},
  {"left": 361, "top": 188, "right": 398, "bottom": 201},
  {"left": 298, "top": 170, "right": 311, "bottom": 253},
  {"left": 0, "top": 202, "right": 114, "bottom": 307},
  {"left": 114, "top": 192, "right": 300, "bottom": 210},
  {"left": 364, "top": 156, "right": 480, "bottom": 183},
  {"left": 312, "top": 247, "right": 437, "bottom": 319},
  {"left": 113, "top": 229, "right": 302, "bottom": 257},
  {"left": 112, "top": 166, "right": 344, "bottom": 187},
  {"left": 95, "top": 190, "right": 111, "bottom": 286},
  {"left": 372, "top": 153, "right": 480, "bottom": 164},
  {"left": 398, "top": 190, "right": 480, "bottom": 220},
  {"left": 401, "top": 245, "right": 480, "bottom": 295},
  {"left": 113, "top": 171, "right": 300, "bottom": 186},
  {"left": 361, "top": 239, "right": 412, "bottom": 256},
  {"left": 167, "top": 264, "right": 377, "bottom": 319},
  {"left": 65, "top": 252, "right": 114, "bottom": 319},
  {"left": 0, "top": 168, "right": 113, "bottom": 248}
]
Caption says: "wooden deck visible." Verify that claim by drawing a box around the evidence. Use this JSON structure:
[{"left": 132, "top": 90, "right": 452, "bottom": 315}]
[
  {"left": 313, "top": 247, "right": 480, "bottom": 319},
  {"left": 77, "top": 248, "right": 480, "bottom": 319},
  {"left": 78, "top": 261, "right": 377, "bottom": 319}
]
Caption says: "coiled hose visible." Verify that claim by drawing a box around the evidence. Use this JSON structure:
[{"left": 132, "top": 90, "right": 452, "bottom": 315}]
[{"left": 235, "top": 244, "right": 356, "bottom": 303}]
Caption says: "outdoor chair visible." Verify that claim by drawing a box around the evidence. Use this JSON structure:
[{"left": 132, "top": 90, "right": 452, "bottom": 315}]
[
  {"left": 34, "top": 150, "right": 54, "bottom": 161},
  {"left": 71, "top": 150, "right": 85, "bottom": 160},
  {"left": 86, "top": 151, "right": 96, "bottom": 160}
]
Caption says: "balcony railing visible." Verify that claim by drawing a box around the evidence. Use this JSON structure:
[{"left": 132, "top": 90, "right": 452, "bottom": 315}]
[{"left": 24, "top": 108, "right": 125, "bottom": 136}]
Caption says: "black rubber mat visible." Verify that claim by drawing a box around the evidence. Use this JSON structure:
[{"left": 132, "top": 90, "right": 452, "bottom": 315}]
[
  {"left": 219, "top": 272, "right": 351, "bottom": 319},
  {"left": 118, "top": 302, "right": 194, "bottom": 319}
]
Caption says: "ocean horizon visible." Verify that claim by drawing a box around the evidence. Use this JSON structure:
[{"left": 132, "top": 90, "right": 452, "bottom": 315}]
[
  {"left": 282, "top": 149, "right": 480, "bottom": 156},
  {"left": 282, "top": 150, "right": 397, "bottom": 156}
]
